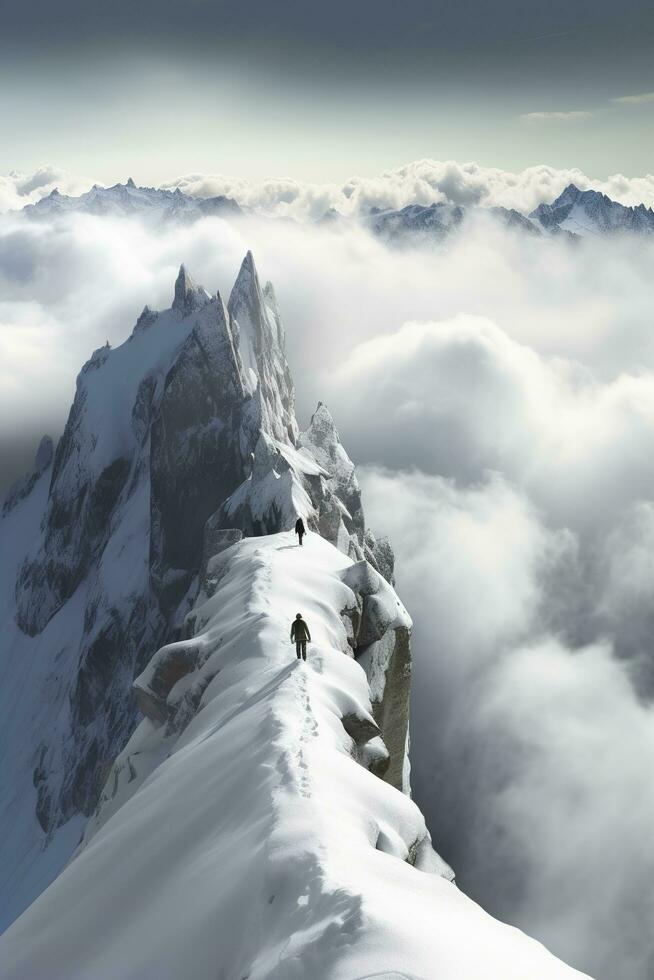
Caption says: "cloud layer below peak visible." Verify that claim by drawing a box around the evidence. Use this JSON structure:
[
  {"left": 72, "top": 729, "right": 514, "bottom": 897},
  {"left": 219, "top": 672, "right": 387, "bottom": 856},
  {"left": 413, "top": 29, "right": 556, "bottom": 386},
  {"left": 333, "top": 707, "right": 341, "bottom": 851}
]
[{"left": 3, "top": 158, "right": 654, "bottom": 219}]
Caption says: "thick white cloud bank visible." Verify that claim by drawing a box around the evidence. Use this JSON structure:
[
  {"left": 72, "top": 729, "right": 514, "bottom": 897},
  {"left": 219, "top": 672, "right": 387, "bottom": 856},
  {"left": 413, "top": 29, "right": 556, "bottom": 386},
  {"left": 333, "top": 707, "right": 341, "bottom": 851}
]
[
  {"left": 359, "top": 465, "right": 654, "bottom": 980},
  {"left": 3, "top": 158, "right": 654, "bottom": 218},
  {"left": 0, "top": 167, "right": 94, "bottom": 212},
  {"left": 350, "top": 315, "right": 654, "bottom": 979},
  {"left": 163, "top": 158, "right": 654, "bottom": 216},
  {"left": 3, "top": 201, "right": 654, "bottom": 977},
  {"left": 3, "top": 206, "right": 654, "bottom": 488}
]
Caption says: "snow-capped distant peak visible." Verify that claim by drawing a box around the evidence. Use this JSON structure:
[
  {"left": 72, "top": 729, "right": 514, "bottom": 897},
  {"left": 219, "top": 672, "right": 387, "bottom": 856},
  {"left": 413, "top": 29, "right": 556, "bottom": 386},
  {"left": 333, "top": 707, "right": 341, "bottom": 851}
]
[
  {"left": 530, "top": 183, "right": 654, "bottom": 236},
  {"left": 22, "top": 179, "right": 242, "bottom": 225}
]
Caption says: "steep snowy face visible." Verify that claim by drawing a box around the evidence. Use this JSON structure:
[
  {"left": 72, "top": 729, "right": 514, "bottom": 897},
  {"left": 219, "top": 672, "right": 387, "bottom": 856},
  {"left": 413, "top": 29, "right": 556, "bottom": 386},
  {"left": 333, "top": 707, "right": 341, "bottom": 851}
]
[
  {"left": 0, "top": 253, "right": 307, "bottom": 929},
  {"left": 0, "top": 532, "right": 590, "bottom": 980},
  {"left": 530, "top": 183, "right": 654, "bottom": 236},
  {"left": 22, "top": 180, "right": 241, "bottom": 224}
]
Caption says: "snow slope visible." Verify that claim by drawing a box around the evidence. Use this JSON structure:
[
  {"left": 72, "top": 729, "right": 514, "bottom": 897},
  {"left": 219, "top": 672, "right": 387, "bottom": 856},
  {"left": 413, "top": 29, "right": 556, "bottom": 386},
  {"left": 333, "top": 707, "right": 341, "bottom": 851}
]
[{"left": 1, "top": 531, "right": 591, "bottom": 980}]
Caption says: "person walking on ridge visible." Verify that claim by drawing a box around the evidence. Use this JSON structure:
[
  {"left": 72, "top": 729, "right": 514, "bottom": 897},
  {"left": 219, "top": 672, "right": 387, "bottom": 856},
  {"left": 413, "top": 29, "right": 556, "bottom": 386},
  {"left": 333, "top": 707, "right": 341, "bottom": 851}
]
[
  {"left": 291, "top": 613, "right": 311, "bottom": 661},
  {"left": 295, "top": 516, "right": 306, "bottom": 546}
]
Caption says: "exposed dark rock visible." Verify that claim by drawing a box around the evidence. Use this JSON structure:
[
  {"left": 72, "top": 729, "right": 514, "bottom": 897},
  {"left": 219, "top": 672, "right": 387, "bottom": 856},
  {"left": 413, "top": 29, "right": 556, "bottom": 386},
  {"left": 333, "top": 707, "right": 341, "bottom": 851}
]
[
  {"left": 360, "top": 627, "right": 411, "bottom": 792},
  {"left": 340, "top": 559, "right": 412, "bottom": 793}
]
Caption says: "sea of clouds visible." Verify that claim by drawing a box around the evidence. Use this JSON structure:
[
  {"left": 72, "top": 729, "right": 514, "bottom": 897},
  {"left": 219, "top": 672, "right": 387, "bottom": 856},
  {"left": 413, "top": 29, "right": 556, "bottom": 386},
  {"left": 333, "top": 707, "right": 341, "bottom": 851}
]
[
  {"left": 3, "top": 157, "right": 654, "bottom": 218},
  {"left": 2, "top": 180, "right": 654, "bottom": 978}
]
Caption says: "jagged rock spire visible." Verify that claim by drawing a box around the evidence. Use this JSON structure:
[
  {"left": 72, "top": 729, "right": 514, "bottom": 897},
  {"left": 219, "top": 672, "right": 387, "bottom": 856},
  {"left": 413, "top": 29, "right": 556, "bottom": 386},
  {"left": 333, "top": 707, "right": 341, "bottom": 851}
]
[
  {"left": 228, "top": 251, "right": 266, "bottom": 366},
  {"left": 228, "top": 251, "right": 298, "bottom": 444},
  {"left": 133, "top": 304, "right": 158, "bottom": 334},
  {"left": 172, "top": 263, "right": 208, "bottom": 317}
]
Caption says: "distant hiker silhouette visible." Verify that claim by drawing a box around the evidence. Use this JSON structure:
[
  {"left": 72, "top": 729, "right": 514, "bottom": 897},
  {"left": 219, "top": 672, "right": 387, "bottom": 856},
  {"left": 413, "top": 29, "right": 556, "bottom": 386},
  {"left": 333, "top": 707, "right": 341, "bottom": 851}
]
[
  {"left": 295, "top": 517, "right": 306, "bottom": 546},
  {"left": 291, "top": 613, "right": 311, "bottom": 661}
]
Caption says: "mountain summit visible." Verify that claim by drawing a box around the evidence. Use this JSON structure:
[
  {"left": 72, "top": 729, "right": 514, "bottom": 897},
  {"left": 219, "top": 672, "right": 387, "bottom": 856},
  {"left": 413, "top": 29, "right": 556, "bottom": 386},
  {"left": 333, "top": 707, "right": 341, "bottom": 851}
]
[
  {"left": 0, "top": 255, "right": 591, "bottom": 979},
  {"left": 530, "top": 183, "right": 654, "bottom": 236},
  {"left": 22, "top": 179, "right": 241, "bottom": 224},
  {"left": 0, "top": 253, "right": 403, "bottom": 928}
]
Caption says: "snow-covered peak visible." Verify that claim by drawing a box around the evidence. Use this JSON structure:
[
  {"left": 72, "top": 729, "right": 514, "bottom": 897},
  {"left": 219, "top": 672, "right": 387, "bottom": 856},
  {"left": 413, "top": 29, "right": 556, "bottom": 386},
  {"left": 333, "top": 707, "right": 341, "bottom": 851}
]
[
  {"left": 228, "top": 250, "right": 265, "bottom": 385},
  {"left": 552, "top": 182, "right": 583, "bottom": 208},
  {"left": 172, "top": 263, "right": 210, "bottom": 317},
  {"left": 227, "top": 250, "right": 298, "bottom": 443},
  {"left": 22, "top": 179, "right": 242, "bottom": 225},
  {"left": 0, "top": 250, "right": 376, "bottom": 932},
  {"left": 301, "top": 401, "right": 351, "bottom": 474},
  {"left": 531, "top": 184, "right": 654, "bottom": 236},
  {"left": 1, "top": 254, "right": 307, "bottom": 887}
]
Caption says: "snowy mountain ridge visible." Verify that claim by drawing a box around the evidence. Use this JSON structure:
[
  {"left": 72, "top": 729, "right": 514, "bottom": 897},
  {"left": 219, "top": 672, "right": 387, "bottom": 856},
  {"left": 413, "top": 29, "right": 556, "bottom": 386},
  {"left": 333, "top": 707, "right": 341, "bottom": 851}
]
[
  {"left": 19, "top": 176, "right": 654, "bottom": 241},
  {"left": 0, "top": 251, "right": 401, "bottom": 931},
  {"left": 1, "top": 253, "right": 592, "bottom": 977},
  {"left": 22, "top": 178, "right": 241, "bottom": 224},
  {"left": 2, "top": 530, "right": 591, "bottom": 979},
  {"left": 529, "top": 183, "right": 654, "bottom": 236}
]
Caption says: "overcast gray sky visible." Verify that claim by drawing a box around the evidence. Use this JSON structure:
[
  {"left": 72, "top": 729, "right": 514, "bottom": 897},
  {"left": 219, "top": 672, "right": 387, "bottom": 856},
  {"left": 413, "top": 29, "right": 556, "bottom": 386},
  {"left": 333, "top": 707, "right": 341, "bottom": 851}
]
[{"left": 1, "top": 0, "right": 653, "bottom": 182}]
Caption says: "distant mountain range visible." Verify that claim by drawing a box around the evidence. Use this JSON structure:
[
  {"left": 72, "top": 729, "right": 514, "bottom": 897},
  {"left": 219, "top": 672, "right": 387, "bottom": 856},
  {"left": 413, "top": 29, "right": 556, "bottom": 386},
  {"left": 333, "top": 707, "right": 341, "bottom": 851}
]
[
  {"left": 22, "top": 178, "right": 654, "bottom": 241},
  {"left": 23, "top": 178, "right": 241, "bottom": 224},
  {"left": 364, "top": 184, "right": 654, "bottom": 242}
]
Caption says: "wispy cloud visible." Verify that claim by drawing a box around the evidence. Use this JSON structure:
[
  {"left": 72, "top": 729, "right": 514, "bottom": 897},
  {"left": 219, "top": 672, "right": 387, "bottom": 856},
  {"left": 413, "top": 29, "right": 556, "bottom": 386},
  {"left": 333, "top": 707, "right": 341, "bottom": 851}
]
[
  {"left": 521, "top": 110, "right": 594, "bottom": 123},
  {"left": 612, "top": 91, "right": 654, "bottom": 105}
]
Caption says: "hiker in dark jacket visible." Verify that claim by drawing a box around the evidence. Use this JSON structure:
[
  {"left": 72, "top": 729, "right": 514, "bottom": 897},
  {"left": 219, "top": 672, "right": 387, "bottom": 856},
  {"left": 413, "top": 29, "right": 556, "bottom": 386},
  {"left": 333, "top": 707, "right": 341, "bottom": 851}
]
[
  {"left": 291, "top": 613, "right": 311, "bottom": 661},
  {"left": 295, "top": 517, "right": 306, "bottom": 546}
]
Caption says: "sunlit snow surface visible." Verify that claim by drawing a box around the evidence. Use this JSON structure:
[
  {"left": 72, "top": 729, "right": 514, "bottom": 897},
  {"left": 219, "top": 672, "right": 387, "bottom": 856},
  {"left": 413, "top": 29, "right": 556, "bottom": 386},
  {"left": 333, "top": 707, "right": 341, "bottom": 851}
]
[{"left": 1, "top": 531, "right": 590, "bottom": 980}]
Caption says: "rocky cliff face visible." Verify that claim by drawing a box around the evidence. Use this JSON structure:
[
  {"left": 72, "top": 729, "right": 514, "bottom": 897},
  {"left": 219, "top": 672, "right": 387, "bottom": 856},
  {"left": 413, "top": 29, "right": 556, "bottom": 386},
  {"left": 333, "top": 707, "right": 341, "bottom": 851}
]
[{"left": 0, "top": 250, "right": 411, "bottom": 931}]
